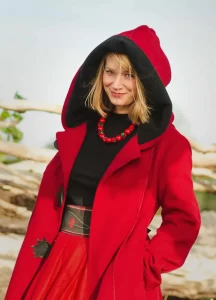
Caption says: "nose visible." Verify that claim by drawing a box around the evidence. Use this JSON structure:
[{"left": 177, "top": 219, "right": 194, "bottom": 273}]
[{"left": 112, "top": 74, "right": 123, "bottom": 90}]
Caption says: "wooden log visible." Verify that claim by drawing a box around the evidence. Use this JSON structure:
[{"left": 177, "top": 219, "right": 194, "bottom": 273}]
[
  {"left": 193, "top": 181, "right": 216, "bottom": 193},
  {"left": 0, "top": 140, "right": 56, "bottom": 162},
  {"left": 190, "top": 140, "right": 216, "bottom": 154},
  {"left": 192, "top": 149, "right": 216, "bottom": 169},
  {"left": 0, "top": 199, "right": 31, "bottom": 218},
  {"left": 192, "top": 167, "right": 216, "bottom": 180},
  {"left": 0, "top": 163, "right": 41, "bottom": 186},
  {"left": 0, "top": 100, "right": 62, "bottom": 114}
]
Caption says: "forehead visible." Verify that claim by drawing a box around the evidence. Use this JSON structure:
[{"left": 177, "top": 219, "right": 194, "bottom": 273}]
[{"left": 105, "top": 55, "right": 131, "bottom": 71}]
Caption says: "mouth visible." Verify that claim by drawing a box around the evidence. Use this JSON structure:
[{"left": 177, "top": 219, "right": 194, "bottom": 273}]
[{"left": 111, "top": 91, "right": 126, "bottom": 98}]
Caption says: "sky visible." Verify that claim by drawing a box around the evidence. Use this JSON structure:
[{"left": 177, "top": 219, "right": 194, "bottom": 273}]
[{"left": 0, "top": 0, "right": 216, "bottom": 147}]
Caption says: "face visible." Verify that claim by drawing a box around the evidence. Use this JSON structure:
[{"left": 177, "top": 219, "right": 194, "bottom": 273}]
[{"left": 102, "top": 56, "right": 137, "bottom": 114}]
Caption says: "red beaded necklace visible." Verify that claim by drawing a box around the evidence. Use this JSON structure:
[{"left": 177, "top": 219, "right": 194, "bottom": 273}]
[{"left": 97, "top": 116, "right": 136, "bottom": 143}]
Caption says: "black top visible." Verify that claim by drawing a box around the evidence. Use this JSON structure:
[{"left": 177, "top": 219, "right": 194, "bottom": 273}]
[{"left": 66, "top": 112, "right": 137, "bottom": 207}]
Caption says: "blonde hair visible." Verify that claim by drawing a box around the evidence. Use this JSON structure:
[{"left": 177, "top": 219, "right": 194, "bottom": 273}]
[{"left": 85, "top": 53, "right": 151, "bottom": 125}]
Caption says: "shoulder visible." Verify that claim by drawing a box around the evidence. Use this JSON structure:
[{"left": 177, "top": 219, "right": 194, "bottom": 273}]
[{"left": 160, "top": 124, "right": 191, "bottom": 152}]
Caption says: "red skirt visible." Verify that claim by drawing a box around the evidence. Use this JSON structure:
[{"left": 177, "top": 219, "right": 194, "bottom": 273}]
[{"left": 24, "top": 205, "right": 90, "bottom": 300}]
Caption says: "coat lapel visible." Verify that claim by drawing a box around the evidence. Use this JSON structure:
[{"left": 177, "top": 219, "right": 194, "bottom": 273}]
[
  {"left": 101, "top": 134, "right": 141, "bottom": 183},
  {"left": 88, "top": 136, "right": 154, "bottom": 297},
  {"left": 56, "top": 122, "right": 86, "bottom": 193}
]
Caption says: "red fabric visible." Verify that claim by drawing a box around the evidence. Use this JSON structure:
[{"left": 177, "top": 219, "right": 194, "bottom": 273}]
[
  {"left": 24, "top": 232, "right": 88, "bottom": 300},
  {"left": 5, "top": 25, "right": 201, "bottom": 300},
  {"left": 118, "top": 25, "right": 171, "bottom": 87}
]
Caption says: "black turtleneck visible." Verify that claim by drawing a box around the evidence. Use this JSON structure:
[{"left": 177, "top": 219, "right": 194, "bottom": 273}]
[{"left": 66, "top": 112, "right": 137, "bottom": 207}]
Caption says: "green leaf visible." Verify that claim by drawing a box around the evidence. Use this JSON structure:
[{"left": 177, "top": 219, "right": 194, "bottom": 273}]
[
  {"left": 8, "top": 126, "right": 23, "bottom": 143},
  {"left": 0, "top": 110, "right": 11, "bottom": 120},
  {"left": 0, "top": 153, "right": 7, "bottom": 163},
  {"left": 12, "top": 112, "right": 23, "bottom": 122},
  {"left": 14, "top": 92, "right": 26, "bottom": 100},
  {"left": 1, "top": 128, "right": 10, "bottom": 134}
]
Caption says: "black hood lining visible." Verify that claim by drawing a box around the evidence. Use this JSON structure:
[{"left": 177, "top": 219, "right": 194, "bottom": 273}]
[{"left": 65, "top": 36, "right": 172, "bottom": 144}]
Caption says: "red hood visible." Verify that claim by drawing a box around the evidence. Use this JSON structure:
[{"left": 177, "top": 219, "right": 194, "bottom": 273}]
[
  {"left": 118, "top": 25, "right": 171, "bottom": 87},
  {"left": 61, "top": 25, "right": 173, "bottom": 145}
]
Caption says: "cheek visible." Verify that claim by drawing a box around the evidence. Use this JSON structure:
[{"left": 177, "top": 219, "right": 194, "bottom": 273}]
[
  {"left": 130, "top": 80, "right": 136, "bottom": 91},
  {"left": 127, "top": 81, "right": 137, "bottom": 97},
  {"left": 103, "top": 74, "right": 111, "bottom": 88}
]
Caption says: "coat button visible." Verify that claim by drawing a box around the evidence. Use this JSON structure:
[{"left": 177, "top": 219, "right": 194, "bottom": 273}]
[
  {"left": 55, "top": 187, "right": 64, "bottom": 207},
  {"left": 31, "top": 238, "right": 52, "bottom": 258},
  {"left": 54, "top": 140, "right": 58, "bottom": 150}
]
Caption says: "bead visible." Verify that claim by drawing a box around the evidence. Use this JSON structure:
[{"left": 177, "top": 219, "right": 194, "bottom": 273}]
[
  {"left": 116, "top": 135, "right": 122, "bottom": 141},
  {"left": 97, "top": 116, "right": 135, "bottom": 143},
  {"left": 125, "top": 129, "right": 131, "bottom": 135},
  {"left": 99, "top": 118, "right": 106, "bottom": 123}
]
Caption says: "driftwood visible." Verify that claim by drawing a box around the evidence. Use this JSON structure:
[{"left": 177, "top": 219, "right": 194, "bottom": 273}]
[
  {"left": 0, "top": 140, "right": 56, "bottom": 163},
  {"left": 0, "top": 100, "right": 61, "bottom": 114},
  {"left": 0, "top": 199, "right": 31, "bottom": 219},
  {"left": 192, "top": 149, "right": 216, "bottom": 170},
  {"left": 192, "top": 167, "right": 216, "bottom": 180},
  {"left": 190, "top": 140, "right": 216, "bottom": 154}
]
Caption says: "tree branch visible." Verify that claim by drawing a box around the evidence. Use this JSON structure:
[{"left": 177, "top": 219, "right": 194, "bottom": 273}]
[
  {"left": 190, "top": 139, "right": 216, "bottom": 154},
  {"left": 192, "top": 150, "right": 216, "bottom": 169},
  {"left": 0, "top": 100, "right": 62, "bottom": 114},
  {"left": 0, "top": 198, "right": 31, "bottom": 218},
  {"left": 0, "top": 120, "right": 19, "bottom": 129},
  {"left": 0, "top": 140, "right": 56, "bottom": 162},
  {"left": 192, "top": 167, "right": 216, "bottom": 180}
]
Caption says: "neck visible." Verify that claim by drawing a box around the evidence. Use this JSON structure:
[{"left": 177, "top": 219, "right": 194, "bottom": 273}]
[{"left": 113, "top": 106, "right": 129, "bottom": 114}]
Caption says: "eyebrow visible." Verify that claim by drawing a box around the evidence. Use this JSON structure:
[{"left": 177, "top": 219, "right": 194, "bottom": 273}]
[
  {"left": 105, "top": 66, "right": 133, "bottom": 74},
  {"left": 105, "top": 66, "right": 114, "bottom": 71}
]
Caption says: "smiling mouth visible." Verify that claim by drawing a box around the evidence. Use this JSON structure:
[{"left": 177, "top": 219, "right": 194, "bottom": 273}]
[{"left": 111, "top": 91, "right": 126, "bottom": 97}]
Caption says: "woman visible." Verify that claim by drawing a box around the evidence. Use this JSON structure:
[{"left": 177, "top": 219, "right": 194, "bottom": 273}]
[{"left": 5, "top": 25, "right": 201, "bottom": 300}]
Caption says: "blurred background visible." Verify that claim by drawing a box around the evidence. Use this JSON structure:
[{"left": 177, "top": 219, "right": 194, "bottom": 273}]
[{"left": 0, "top": 0, "right": 216, "bottom": 299}]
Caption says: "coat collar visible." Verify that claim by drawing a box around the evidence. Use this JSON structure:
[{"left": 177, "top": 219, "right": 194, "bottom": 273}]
[{"left": 56, "top": 121, "right": 157, "bottom": 185}]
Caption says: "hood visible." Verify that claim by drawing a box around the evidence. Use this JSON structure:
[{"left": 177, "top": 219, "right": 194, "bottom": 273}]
[{"left": 61, "top": 25, "right": 173, "bottom": 145}]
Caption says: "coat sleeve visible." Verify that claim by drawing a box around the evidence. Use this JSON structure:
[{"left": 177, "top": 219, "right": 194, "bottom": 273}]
[
  {"left": 5, "top": 152, "right": 63, "bottom": 300},
  {"left": 143, "top": 134, "right": 201, "bottom": 290}
]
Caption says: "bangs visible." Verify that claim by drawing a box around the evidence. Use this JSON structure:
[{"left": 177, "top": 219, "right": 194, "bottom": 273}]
[{"left": 105, "top": 53, "right": 134, "bottom": 74}]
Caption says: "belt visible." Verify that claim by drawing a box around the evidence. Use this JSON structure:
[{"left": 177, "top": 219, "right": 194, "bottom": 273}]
[
  {"left": 61, "top": 205, "right": 92, "bottom": 236},
  {"left": 61, "top": 205, "right": 151, "bottom": 237}
]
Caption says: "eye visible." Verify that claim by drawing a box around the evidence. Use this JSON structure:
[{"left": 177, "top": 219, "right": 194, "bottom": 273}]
[
  {"left": 105, "top": 69, "right": 114, "bottom": 75},
  {"left": 125, "top": 73, "right": 135, "bottom": 78}
]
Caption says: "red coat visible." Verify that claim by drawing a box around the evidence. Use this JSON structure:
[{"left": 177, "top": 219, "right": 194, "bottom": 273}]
[{"left": 5, "top": 25, "right": 201, "bottom": 300}]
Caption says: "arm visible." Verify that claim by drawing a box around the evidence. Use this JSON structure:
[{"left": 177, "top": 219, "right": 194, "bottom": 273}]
[
  {"left": 144, "top": 135, "right": 201, "bottom": 290},
  {"left": 5, "top": 152, "right": 63, "bottom": 300}
]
